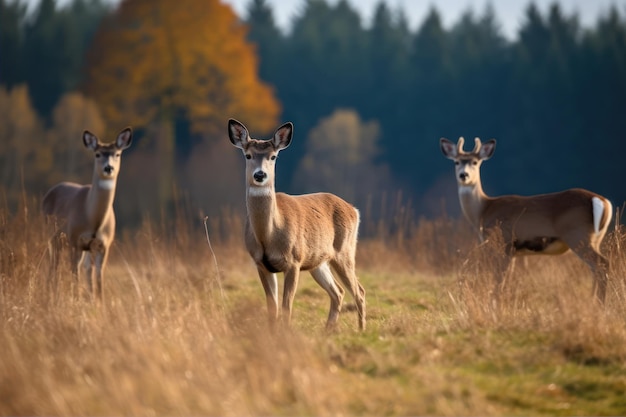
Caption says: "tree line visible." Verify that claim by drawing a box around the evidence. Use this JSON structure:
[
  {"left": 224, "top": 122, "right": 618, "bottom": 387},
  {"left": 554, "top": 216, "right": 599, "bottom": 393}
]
[{"left": 1, "top": 0, "right": 625, "bottom": 226}]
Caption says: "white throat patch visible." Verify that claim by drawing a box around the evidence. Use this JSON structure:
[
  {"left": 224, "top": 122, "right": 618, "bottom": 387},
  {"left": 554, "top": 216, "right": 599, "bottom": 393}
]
[
  {"left": 458, "top": 185, "right": 475, "bottom": 195},
  {"left": 98, "top": 179, "right": 116, "bottom": 190},
  {"left": 247, "top": 186, "right": 273, "bottom": 197}
]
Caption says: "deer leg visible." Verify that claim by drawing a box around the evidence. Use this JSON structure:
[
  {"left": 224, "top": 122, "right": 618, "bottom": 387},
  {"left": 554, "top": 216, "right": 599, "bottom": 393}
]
[
  {"left": 569, "top": 244, "right": 609, "bottom": 304},
  {"left": 330, "top": 257, "right": 366, "bottom": 331},
  {"left": 492, "top": 253, "right": 514, "bottom": 305},
  {"left": 310, "top": 262, "right": 345, "bottom": 331},
  {"left": 46, "top": 231, "right": 63, "bottom": 295},
  {"left": 79, "top": 251, "right": 93, "bottom": 297},
  {"left": 256, "top": 267, "right": 279, "bottom": 327},
  {"left": 91, "top": 240, "right": 107, "bottom": 301},
  {"left": 282, "top": 267, "right": 301, "bottom": 327}
]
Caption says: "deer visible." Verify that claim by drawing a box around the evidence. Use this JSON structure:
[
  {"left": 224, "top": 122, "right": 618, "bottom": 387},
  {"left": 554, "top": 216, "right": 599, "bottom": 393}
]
[
  {"left": 440, "top": 137, "right": 613, "bottom": 303},
  {"left": 42, "top": 127, "right": 133, "bottom": 300},
  {"left": 228, "top": 118, "right": 366, "bottom": 331}
]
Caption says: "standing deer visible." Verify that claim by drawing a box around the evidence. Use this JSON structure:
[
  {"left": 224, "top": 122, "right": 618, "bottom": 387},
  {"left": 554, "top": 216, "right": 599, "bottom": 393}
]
[
  {"left": 43, "top": 127, "right": 132, "bottom": 299},
  {"left": 440, "top": 137, "right": 612, "bottom": 302},
  {"left": 228, "top": 118, "right": 366, "bottom": 330}
]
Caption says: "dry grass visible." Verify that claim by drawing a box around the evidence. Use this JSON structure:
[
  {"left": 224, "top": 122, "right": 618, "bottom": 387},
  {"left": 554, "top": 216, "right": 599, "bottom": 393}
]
[{"left": 1, "top": 197, "right": 626, "bottom": 416}]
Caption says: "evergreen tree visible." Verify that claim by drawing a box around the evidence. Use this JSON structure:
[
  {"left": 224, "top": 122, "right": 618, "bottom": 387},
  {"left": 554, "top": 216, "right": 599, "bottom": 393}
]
[
  {"left": 447, "top": 4, "right": 509, "bottom": 140},
  {"left": 509, "top": 3, "right": 583, "bottom": 194},
  {"left": 402, "top": 6, "right": 452, "bottom": 189},
  {"left": 22, "top": 0, "right": 65, "bottom": 117},
  {"left": 577, "top": 6, "right": 626, "bottom": 198},
  {"left": 244, "top": 0, "right": 284, "bottom": 84},
  {"left": 0, "top": 0, "right": 27, "bottom": 87},
  {"left": 276, "top": 0, "right": 368, "bottom": 181},
  {"left": 20, "top": 0, "right": 110, "bottom": 120}
]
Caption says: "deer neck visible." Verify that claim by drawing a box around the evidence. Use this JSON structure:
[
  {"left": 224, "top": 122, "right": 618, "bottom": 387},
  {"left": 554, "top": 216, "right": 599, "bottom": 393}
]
[
  {"left": 458, "top": 181, "right": 487, "bottom": 233},
  {"left": 246, "top": 185, "right": 282, "bottom": 242},
  {"left": 86, "top": 171, "right": 117, "bottom": 230}
]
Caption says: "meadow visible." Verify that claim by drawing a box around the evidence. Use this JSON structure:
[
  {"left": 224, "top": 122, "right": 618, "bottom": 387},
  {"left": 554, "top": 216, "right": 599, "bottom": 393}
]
[{"left": 1, "top": 196, "right": 626, "bottom": 416}]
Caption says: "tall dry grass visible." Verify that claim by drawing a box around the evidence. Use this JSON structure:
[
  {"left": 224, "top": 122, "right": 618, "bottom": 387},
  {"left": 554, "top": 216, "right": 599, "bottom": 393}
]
[{"left": 1, "top": 195, "right": 626, "bottom": 415}]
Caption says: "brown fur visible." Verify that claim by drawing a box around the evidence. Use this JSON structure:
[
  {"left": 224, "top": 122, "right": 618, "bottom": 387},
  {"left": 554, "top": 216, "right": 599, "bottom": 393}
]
[
  {"left": 441, "top": 137, "right": 612, "bottom": 302},
  {"left": 42, "top": 128, "right": 132, "bottom": 300},
  {"left": 229, "top": 118, "right": 366, "bottom": 330}
]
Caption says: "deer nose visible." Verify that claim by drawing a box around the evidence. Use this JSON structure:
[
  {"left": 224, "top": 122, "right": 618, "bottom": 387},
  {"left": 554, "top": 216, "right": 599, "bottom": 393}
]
[
  {"left": 253, "top": 171, "right": 267, "bottom": 183},
  {"left": 459, "top": 172, "right": 468, "bottom": 181},
  {"left": 104, "top": 165, "right": 114, "bottom": 175}
]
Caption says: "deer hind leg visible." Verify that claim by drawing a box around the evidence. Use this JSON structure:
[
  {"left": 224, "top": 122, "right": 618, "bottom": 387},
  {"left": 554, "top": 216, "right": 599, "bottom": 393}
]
[
  {"left": 569, "top": 243, "right": 609, "bottom": 304},
  {"left": 330, "top": 256, "right": 366, "bottom": 331},
  {"left": 79, "top": 250, "right": 93, "bottom": 297},
  {"left": 256, "top": 267, "right": 279, "bottom": 328},
  {"left": 46, "top": 231, "right": 64, "bottom": 295},
  {"left": 310, "top": 262, "right": 345, "bottom": 331}
]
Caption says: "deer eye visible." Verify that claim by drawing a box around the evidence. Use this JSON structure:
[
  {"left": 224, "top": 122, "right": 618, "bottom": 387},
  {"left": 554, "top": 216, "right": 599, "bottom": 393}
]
[
  {"left": 270, "top": 155, "right": 276, "bottom": 161},
  {"left": 245, "top": 154, "right": 252, "bottom": 160},
  {"left": 95, "top": 152, "right": 101, "bottom": 158},
  {"left": 472, "top": 160, "right": 478, "bottom": 166},
  {"left": 454, "top": 161, "right": 460, "bottom": 166}
]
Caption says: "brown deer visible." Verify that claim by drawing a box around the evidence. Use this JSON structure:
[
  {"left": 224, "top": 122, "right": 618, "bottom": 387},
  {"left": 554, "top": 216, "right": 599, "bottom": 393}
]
[
  {"left": 441, "top": 137, "right": 613, "bottom": 302},
  {"left": 228, "top": 118, "right": 366, "bottom": 330},
  {"left": 43, "top": 127, "right": 132, "bottom": 299}
]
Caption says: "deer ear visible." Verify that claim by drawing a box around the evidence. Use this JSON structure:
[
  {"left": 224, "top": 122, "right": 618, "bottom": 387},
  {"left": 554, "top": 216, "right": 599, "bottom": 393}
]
[
  {"left": 479, "top": 139, "right": 496, "bottom": 160},
  {"left": 273, "top": 122, "right": 293, "bottom": 150},
  {"left": 116, "top": 127, "right": 133, "bottom": 150},
  {"left": 440, "top": 138, "right": 458, "bottom": 159},
  {"left": 83, "top": 131, "right": 99, "bottom": 151},
  {"left": 228, "top": 119, "right": 249, "bottom": 149}
]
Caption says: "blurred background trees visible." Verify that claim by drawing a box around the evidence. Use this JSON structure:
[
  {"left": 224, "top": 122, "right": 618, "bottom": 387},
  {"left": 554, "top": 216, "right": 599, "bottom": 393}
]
[
  {"left": 1, "top": 0, "right": 625, "bottom": 230},
  {"left": 83, "top": 0, "right": 280, "bottom": 214}
]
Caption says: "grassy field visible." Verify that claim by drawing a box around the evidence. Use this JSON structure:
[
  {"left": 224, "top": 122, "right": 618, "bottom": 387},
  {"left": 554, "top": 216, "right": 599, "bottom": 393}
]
[{"left": 1, "top": 198, "right": 626, "bottom": 416}]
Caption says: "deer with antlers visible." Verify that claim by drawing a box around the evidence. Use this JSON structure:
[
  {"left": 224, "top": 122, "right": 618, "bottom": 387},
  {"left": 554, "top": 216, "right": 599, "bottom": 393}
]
[
  {"left": 440, "top": 137, "right": 613, "bottom": 302},
  {"left": 228, "top": 118, "right": 366, "bottom": 330},
  {"left": 42, "top": 127, "right": 133, "bottom": 300}
]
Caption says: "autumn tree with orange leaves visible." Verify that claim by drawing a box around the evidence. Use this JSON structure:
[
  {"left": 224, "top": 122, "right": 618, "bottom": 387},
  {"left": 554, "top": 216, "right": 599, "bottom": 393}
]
[{"left": 84, "top": 0, "right": 280, "bottom": 209}]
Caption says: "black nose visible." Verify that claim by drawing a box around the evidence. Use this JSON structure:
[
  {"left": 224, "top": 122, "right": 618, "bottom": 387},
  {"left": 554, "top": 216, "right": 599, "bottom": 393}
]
[
  {"left": 253, "top": 171, "right": 267, "bottom": 182},
  {"left": 104, "top": 165, "right": 114, "bottom": 175},
  {"left": 459, "top": 172, "right": 468, "bottom": 181}
]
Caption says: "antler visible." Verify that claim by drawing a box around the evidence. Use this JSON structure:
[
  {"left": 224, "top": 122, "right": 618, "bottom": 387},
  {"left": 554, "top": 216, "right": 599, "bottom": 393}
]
[
  {"left": 472, "top": 137, "right": 482, "bottom": 154},
  {"left": 454, "top": 136, "right": 485, "bottom": 155},
  {"left": 457, "top": 137, "right": 465, "bottom": 154}
]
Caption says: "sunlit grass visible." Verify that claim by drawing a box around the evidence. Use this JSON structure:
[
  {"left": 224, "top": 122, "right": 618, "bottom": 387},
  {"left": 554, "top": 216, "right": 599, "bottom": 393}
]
[{"left": 1, "top": 197, "right": 626, "bottom": 416}]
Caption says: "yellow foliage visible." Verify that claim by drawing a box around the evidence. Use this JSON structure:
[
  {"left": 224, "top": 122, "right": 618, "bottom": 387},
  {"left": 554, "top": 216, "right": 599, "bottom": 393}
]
[
  {"left": 84, "top": 0, "right": 280, "bottom": 136},
  {"left": 0, "top": 84, "right": 46, "bottom": 200},
  {"left": 291, "top": 109, "right": 391, "bottom": 205},
  {"left": 48, "top": 92, "right": 106, "bottom": 183},
  {"left": 0, "top": 85, "right": 108, "bottom": 208}
]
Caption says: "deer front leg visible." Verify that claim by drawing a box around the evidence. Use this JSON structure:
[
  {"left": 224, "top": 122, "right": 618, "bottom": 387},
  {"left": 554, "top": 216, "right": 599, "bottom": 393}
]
[
  {"left": 256, "top": 266, "right": 279, "bottom": 327},
  {"left": 282, "top": 266, "right": 301, "bottom": 327},
  {"left": 492, "top": 252, "right": 514, "bottom": 306},
  {"left": 91, "top": 240, "right": 108, "bottom": 301}
]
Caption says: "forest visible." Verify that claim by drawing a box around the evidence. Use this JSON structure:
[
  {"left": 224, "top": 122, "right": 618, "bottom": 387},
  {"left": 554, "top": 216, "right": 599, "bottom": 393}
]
[{"left": 1, "top": 0, "right": 626, "bottom": 229}]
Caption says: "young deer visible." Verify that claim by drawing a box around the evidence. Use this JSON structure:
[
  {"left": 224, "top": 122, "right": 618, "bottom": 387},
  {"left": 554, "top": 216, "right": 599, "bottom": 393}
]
[
  {"left": 228, "top": 118, "right": 366, "bottom": 330},
  {"left": 43, "top": 128, "right": 132, "bottom": 299},
  {"left": 441, "top": 137, "right": 613, "bottom": 302}
]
